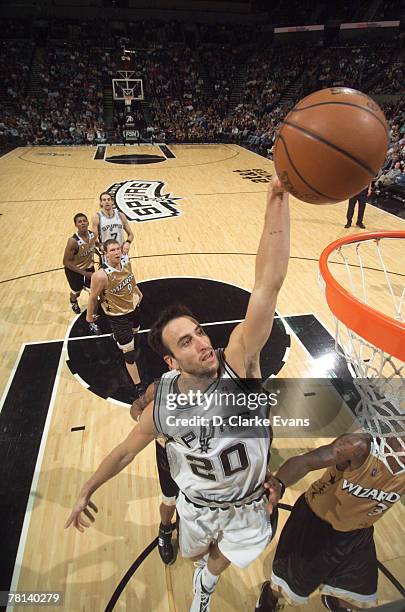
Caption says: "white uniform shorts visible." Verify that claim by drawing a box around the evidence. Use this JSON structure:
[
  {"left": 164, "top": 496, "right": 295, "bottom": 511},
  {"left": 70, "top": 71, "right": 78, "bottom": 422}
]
[{"left": 176, "top": 491, "right": 272, "bottom": 569}]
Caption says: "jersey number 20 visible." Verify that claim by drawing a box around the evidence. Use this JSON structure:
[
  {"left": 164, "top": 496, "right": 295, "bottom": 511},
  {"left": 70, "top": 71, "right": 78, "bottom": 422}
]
[{"left": 186, "top": 443, "right": 249, "bottom": 481}]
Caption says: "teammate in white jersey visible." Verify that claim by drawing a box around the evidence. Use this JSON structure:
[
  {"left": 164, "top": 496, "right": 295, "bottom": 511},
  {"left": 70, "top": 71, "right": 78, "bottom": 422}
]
[
  {"left": 65, "top": 175, "right": 290, "bottom": 612},
  {"left": 91, "top": 191, "right": 134, "bottom": 256}
]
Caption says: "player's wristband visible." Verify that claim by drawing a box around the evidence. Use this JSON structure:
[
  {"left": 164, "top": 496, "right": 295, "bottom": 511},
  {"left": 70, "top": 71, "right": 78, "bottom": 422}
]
[{"left": 274, "top": 476, "right": 286, "bottom": 499}]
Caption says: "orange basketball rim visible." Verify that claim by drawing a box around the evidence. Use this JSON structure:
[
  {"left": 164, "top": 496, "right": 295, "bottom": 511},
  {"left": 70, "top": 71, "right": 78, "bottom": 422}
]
[{"left": 319, "top": 231, "right": 405, "bottom": 362}]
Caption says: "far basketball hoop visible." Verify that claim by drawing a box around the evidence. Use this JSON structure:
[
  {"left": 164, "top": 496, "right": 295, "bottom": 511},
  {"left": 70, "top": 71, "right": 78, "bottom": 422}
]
[{"left": 112, "top": 75, "right": 144, "bottom": 101}]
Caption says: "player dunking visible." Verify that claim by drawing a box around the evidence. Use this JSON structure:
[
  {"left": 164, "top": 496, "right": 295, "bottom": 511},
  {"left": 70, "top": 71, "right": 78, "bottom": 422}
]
[
  {"left": 86, "top": 239, "right": 143, "bottom": 390},
  {"left": 256, "top": 432, "right": 405, "bottom": 611},
  {"left": 92, "top": 192, "right": 134, "bottom": 257},
  {"left": 65, "top": 176, "right": 290, "bottom": 611},
  {"left": 63, "top": 213, "right": 97, "bottom": 322}
]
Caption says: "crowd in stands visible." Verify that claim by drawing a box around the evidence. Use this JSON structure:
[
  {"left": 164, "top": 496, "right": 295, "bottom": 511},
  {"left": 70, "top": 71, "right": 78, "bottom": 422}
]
[
  {"left": 373, "top": 61, "right": 405, "bottom": 95},
  {"left": 0, "top": 18, "right": 404, "bottom": 180},
  {"left": 377, "top": 99, "right": 405, "bottom": 187},
  {"left": 374, "top": 0, "right": 405, "bottom": 21},
  {"left": 1, "top": 42, "right": 113, "bottom": 145},
  {"left": 255, "top": 0, "right": 380, "bottom": 25}
]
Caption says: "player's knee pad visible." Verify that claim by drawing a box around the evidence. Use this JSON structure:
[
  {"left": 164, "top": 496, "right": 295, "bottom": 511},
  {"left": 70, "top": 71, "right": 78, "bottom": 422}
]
[
  {"left": 118, "top": 338, "right": 134, "bottom": 352},
  {"left": 120, "top": 338, "right": 140, "bottom": 364},
  {"left": 161, "top": 495, "right": 177, "bottom": 507}
]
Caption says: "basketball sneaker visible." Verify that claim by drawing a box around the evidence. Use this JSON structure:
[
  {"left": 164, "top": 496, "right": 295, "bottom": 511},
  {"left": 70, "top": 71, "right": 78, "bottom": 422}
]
[
  {"left": 255, "top": 581, "right": 283, "bottom": 611},
  {"left": 70, "top": 301, "right": 81, "bottom": 314},
  {"left": 158, "top": 523, "right": 176, "bottom": 565},
  {"left": 88, "top": 322, "right": 102, "bottom": 335},
  {"left": 190, "top": 565, "right": 214, "bottom": 612}
]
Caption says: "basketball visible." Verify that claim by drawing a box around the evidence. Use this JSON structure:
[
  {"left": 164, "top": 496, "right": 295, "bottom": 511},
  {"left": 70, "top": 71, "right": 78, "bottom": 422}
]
[{"left": 273, "top": 87, "right": 389, "bottom": 204}]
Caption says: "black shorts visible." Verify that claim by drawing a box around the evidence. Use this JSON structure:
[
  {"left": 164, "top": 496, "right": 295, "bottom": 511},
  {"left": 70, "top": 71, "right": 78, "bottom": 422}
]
[
  {"left": 65, "top": 267, "right": 94, "bottom": 293},
  {"left": 155, "top": 440, "right": 179, "bottom": 503},
  {"left": 105, "top": 307, "right": 141, "bottom": 346},
  {"left": 271, "top": 494, "right": 378, "bottom": 607}
]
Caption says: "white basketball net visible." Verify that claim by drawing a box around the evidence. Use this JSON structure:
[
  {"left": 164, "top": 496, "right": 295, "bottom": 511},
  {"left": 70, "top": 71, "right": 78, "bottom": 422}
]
[{"left": 321, "top": 236, "right": 405, "bottom": 474}]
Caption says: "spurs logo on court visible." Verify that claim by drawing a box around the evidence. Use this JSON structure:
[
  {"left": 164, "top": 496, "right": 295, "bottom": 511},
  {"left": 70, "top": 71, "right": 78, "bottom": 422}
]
[{"left": 107, "top": 180, "right": 183, "bottom": 223}]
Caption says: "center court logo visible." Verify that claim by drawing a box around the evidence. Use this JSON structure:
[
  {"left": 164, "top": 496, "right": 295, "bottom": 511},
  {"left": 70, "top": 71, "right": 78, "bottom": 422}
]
[{"left": 107, "top": 180, "right": 183, "bottom": 223}]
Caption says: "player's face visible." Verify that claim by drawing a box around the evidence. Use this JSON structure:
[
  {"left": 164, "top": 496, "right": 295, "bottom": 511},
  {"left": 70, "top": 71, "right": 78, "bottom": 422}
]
[
  {"left": 75, "top": 216, "right": 89, "bottom": 233},
  {"left": 100, "top": 194, "right": 113, "bottom": 212},
  {"left": 106, "top": 243, "right": 122, "bottom": 265},
  {"left": 162, "top": 317, "right": 218, "bottom": 377}
]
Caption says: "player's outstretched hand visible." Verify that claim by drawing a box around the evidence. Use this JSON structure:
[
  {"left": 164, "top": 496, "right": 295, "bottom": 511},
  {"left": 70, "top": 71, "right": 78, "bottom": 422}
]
[
  {"left": 64, "top": 496, "right": 98, "bottom": 532},
  {"left": 264, "top": 472, "right": 283, "bottom": 514}
]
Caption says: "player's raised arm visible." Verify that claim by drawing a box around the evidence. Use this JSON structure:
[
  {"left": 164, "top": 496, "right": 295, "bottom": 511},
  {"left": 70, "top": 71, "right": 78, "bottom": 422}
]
[
  {"left": 65, "top": 404, "right": 156, "bottom": 532},
  {"left": 225, "top": 175, "right": 290, "bottom": 376},
  {"left": 265, "top": 434, "right": 370, "bottom": 508},
  {"left": 91, "top": 212, "right": 101, "bottom": 249},
  {"left": 121, "top": 213, "right": 134, "bottom": 254}
]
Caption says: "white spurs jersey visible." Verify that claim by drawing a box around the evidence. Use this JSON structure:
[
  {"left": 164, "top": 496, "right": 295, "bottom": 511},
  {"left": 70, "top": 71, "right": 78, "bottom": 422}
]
[
  {"left": 153, "top": 350, "right": 272, "bottom": 507},
  {"left": 98, "top": 209, "right": 125, "bottom": 245}
]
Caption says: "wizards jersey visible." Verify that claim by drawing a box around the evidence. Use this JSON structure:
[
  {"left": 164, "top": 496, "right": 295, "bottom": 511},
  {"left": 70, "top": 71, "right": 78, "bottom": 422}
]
[
  {"left": 306, "top": 438, "right": 405, "bottom": 531},
  {"left": 71, "top": 231, "right": 96, "bottom": 270},
  {"left": 100, "top": 254, "right": 140, "bottom": 316}
]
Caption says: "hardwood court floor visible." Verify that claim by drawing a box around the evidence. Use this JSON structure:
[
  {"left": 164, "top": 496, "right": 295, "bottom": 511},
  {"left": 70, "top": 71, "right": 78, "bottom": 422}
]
[{"left": 0, "top": 144, "right": 404, "bottom": 611}]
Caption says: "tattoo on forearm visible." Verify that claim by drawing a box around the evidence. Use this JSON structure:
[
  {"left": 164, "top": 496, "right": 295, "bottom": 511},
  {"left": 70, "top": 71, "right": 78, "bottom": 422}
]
[{"left": 268, "top": 230, "right": 283, "bottom": 235}]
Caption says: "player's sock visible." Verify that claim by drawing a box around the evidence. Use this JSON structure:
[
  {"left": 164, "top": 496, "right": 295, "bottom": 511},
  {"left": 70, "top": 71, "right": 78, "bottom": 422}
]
[
  {"left": 191, "top": 565, "right": 214, "bottom": 612},
  {"left": 193, "top": 553, "right": 209, "bottom": 569},
  {"left": 201, "top": 566, "right": 219, "bottom": 593}
]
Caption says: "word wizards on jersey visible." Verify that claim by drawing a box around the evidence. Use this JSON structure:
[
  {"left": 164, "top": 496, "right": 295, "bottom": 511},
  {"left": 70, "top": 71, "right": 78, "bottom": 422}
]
[{"left": 153, "top": 349, "right": 272, "bottom": 508}]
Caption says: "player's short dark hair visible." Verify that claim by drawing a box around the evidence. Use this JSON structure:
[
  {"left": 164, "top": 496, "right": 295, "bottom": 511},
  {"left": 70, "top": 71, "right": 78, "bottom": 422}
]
[
  {"left": 74, "top": 213, "right": 88, "bottom": 224},
  {"left": 103, "top": 238, "right": 120, "bottom": 251},
  {"left": 99, "top": 191, "right": 112, "bottom": 202},
  {"left": 148, "top": 304, "right": 198, "bottom": 356}
]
